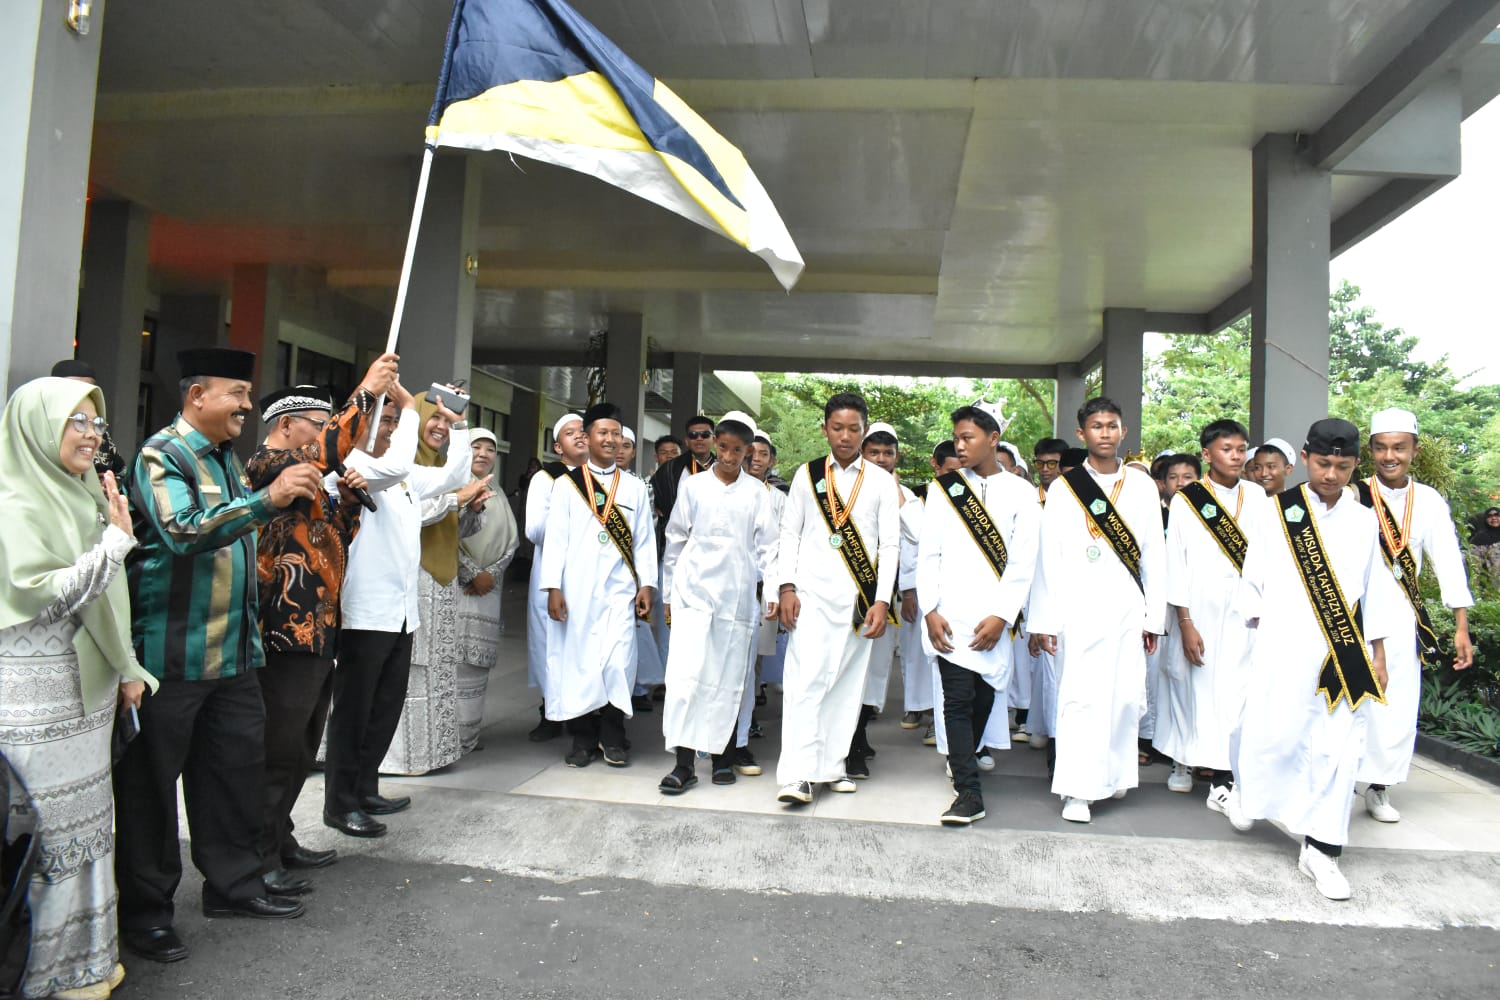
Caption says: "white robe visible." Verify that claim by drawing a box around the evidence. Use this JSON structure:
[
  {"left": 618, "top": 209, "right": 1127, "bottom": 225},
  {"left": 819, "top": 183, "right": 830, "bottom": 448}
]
[
  {"left": 776, "top": 455, "right": 900, "bottom": 785},
  {"left": 1029, "top": 461, "right": 1167, "bottom": 802},
  {"left": 1025, "top": 487, "right": 1060, "bottom": 737},
  {"left": 1357, "top": 478, "right": 1473, "bottom": 785},
  {"left": 524, "top": 466, "right": 563, "bottom": 691},
  {"left": 538, "top": 463, "right": 658, "bottom": 721},
  {"left": 660, "top": 470, "right": 776, "bottom": 752},
  {"left": 627, "top": 472, "right": 668, "bottom": 689},
  {"left": 861, "top": 484, "right": 918, "bottom": 711},
  {"left": 1233, "top": 486, "right": 1402, "bottom": 846},
  {"left": 1153, "top": 479, "right": 1269, "bottom": 770},
  {"left": 918, "top": 468, "right": 1041, "bottom": 756},
  {"left": 896, "top": 494, "right": 934, "bottom": 713}
]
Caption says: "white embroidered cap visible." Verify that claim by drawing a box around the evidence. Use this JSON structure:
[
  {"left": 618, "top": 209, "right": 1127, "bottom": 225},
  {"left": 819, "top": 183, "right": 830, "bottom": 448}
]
[
  {"left": 863, "top": 420, "right": 898, "bottom": 444},
  {"left": 552, "top": 413, "right": 582, "bottom": 439},
  {"left": 718, "top": 410, "right": 759, "bottom": 437},
  {"left": 621, "top": 426, "right": 636, "bottom": 443},
  {"left": 1369, "top": 407, "right": 1419, "bottom": 438},
  {"left": 971, "top": 397, "right": 1013, "bottom": 436},
  {"left": 1258, "top": 437, "right": 1297, "bottom": 467}
]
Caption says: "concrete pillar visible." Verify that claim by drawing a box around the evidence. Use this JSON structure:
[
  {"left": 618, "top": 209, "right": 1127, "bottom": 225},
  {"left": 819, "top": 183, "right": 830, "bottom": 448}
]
[
  {"left": 1250, "top": 133, "right": 1332, "bottom": 445},
  {"left": 77, "top": 201, "right": 151, "bottom": 452},
  {"left": 507, "top": 384, "right": 541, "bottom": 489},
  {"left": 1101, "top": 308, "right": 1147, "bottom": 454},
  {"left": 0, "top": 2, "right": 104, "bottom": 394},
  {"left": 228, "top": 265, "right": 284, "bottom": 459},
  {"left": 1053, "top": 362, "right": 1085, "bottom": 438},
  {"left": 397, "top": 154, "right": 480, "bottom": 394},
  {"left": 670, "top": 351, "right": 704, "bottom": 434},
  {"left": 605, "top": 312, "right": 645, "bottom": 470}
]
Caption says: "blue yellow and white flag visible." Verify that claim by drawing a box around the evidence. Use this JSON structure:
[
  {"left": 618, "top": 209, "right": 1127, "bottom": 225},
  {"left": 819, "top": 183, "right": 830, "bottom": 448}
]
[{"left": 426, "top": 0, "right": 804, "bottom": 289}]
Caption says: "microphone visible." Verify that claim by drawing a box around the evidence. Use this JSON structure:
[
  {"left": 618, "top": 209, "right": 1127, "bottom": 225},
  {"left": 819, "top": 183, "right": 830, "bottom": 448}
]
[{"left": 330, "top": 456, "right": 378, "bottom": 512}]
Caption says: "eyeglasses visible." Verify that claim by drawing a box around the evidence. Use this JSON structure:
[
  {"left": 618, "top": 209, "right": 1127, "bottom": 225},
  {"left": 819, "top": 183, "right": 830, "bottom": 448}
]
[
  {"left": 67, "top": 413, "right": 108, "bottom": 437},
  {"left": 686, "top": 430, "right": 713, "bottom": 440},
  {"left": 291, "top": 415, "right": 329, "bottom": 431},
  {"left": 1033, "top": 459, "right": 1060, "bottom": 469}
]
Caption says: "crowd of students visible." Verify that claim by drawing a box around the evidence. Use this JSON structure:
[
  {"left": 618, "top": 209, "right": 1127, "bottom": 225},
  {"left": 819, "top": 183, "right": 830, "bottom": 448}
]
[{"left": 0, "top": 345, "right": 1476, "bottom": 998}]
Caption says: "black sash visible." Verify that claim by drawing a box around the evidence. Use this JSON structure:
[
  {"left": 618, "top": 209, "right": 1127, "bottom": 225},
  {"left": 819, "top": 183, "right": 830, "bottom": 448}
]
[
  {"left": 935, "top": 471, "right": 1009, "bottom": 581},
  {"left": 1060, "top": 466, "right": 1144, "bottom": 595},
  {"left": 1179, "top": 480, "right": 1248, "bottom": 574},
  {"left": 1355, "top": 480, "right": 1443, "bottom": 664},
  {"left": 1275, "top": 486, "right": 1385, "bottom": 713},
  {"left": 565, "top": 467, "right": 648, "bottom": 619},
  {"left": 804, "top": 460, "right": 887, "bottom": 631},
  {"left": 542, "top": 460, "right": 568, "bottom": 479}
]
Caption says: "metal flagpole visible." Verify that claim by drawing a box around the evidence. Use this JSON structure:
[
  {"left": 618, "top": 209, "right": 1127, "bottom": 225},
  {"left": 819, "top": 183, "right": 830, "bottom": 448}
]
[{"left": 367, "top": 144, "right": 436, "bottom": 448}]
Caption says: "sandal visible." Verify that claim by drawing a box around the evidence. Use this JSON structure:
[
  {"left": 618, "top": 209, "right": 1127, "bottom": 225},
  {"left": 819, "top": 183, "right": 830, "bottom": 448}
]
[
  {"left": 658, "top": 766, "right": 697, "bottom": 795},
  {"left": 712, "top": 765, "right": 737, "bottom": 785}
]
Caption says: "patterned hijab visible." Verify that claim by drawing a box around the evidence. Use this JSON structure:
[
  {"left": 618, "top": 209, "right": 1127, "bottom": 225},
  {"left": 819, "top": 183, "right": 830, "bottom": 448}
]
[
  {"left": 0, "top": 377, "right": 156, "bottom": 706},
  {"left": 415, "top": 396, "right": 460, "bottom": 585}
]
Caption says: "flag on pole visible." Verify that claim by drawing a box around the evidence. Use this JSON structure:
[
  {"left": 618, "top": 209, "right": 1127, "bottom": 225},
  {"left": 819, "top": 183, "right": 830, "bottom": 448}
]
[{"left": 426, "top": 0, "right": 805, "bottom": 290}]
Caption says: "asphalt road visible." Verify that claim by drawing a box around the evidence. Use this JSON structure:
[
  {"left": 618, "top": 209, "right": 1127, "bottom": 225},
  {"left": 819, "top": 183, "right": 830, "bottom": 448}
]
[{"left": 123, "top": 855, "right": 1498, "bottom": 1000}]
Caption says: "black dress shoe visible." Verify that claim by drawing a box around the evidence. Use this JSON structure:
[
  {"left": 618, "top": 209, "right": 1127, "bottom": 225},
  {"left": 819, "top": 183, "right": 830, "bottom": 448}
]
[
  {"left": 360, "top": 793, "right": 411, "bottom": 815},
  {"left": 123, "top": 925, "right": 189, "bottom": 963},
  {"left": 262, "top": 869, "right": 314, "bottom": 896},
  {"left": 202, "top": 894, "right": 305, "bottom": 920},
  {"left": 323, "top": 808, "right": 387, "bottom": 838},
  {"left": 281, "top": 844, "right": 338, "bottom": 869}
]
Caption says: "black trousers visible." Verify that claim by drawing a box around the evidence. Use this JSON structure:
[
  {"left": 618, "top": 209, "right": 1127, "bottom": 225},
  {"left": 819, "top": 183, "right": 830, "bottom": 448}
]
[
  {"left": 114, "top": 671, "right": 267, "bottom": 929},
  {"left": 257, "top": 652, "right": 334, "bottom": 868},
  {"left": 566, "top": 704, "right": 627, "bottom": 749},
  {"left": 938, "top": 657, "right": 995, "bottom": 798},
  {"left": 324, "top": 627, "right": 412, "bottom": 814}
]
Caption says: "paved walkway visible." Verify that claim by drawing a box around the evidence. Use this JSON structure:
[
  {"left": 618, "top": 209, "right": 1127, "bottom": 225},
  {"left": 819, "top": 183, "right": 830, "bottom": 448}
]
[{"left": 278, "top": 585, "right": 1500, "bottom": 930}]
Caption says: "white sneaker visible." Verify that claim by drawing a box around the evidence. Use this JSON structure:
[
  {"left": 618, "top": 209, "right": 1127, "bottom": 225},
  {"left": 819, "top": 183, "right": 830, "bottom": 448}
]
[
  {"left": 1224, "top": 787, "right": 1254, "bottom": 832},
  {"left": 1205, "top": 784, "right": 1232, "bottom": 815},
  {"left": 1364, "top": 785, "right": 1401, "bottom": 823},
  {"left": 1166, "top": 761, "right": 1193, "bottom": 793},
  {"left": 1028, "top": 731, "right": 1049, "bottom": 750},
  {"left": 1014, "top": 723, "right": 1029, "bottom": 741},
  {"left": 828, "top": 776, "right": 857, "bottom": 793},
  {"left": 1061, "top": 797, "right": 1091, "bottom": 823},
  {"left": 1298, "top": 843, "right": 1351, "bottom": 900},
  {"left": 776, "top": 780, "right": 813, "bottom": 804},
  {"left": 1111, "top": 788, "right": 1127, "bottom": 800},
  {"left": 976, "top": 748, "right": 996, "bottom": 772}
]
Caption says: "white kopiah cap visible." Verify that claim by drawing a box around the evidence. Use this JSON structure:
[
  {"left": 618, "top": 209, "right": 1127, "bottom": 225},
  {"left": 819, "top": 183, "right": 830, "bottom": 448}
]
[
  {"left": 718, "top": 410, "right": 759, "bottom": 437},
  {"left": 753, "top": 429, "right": 772, "bottom": 446},
  {"left": 621, "top": 426, "right": 636, "bottom": 443},
  {"left": 1014, "top": 456, "right": 1029, "bottom": 474},
  {"left": 997, "top": 441, "right": 1023, "bottom": 466},
  {"left": 1259, "top": 437, "right": 1297, "bottom": 466},
  {"left": 863, "top": 421, "right": 898, "bottom": 443},
  {"left": 552, "top": 413, "right": 582, "bottom": 439},
  {"left": 1369, "top": 407, "right": 1419, "bottom": 438}
]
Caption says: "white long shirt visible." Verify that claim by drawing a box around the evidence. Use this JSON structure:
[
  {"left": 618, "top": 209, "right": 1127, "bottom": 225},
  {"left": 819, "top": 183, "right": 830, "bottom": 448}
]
[
  {"left": 340, "top": 409, "right": 472, "bottom": 632},
  {"left": 916, "top": 468, "right": 1041, "bottom": 675},
  {"left": 776, "top": 454, "right": 900, "bottom": 614}
]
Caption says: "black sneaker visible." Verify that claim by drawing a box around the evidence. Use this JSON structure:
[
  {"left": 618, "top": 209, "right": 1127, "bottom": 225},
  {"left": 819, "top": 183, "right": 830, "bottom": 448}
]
[
  {"left": 599, "top": 744, "right": 630, "bottom": 767},
  {"left": 631, "top": 694, "right": 654, "bottom": 713},
  {"left": 564, "top": 741, "right": 597, "bottom": 768},
  {"left": 941, "top": 794, "right": 986, "bottom": 826},
  {"left": 846, "top": 753, "right": 870, "bottom": 780},
  {"left": 529, "top": 715, "right": 564, "bottom": 743},
  {"left": 755, "top": 684, "right": 768, "bottom": 707},
  {"left": 748, "top": 718, "right": 765, "bottom": 739},
  {"left": 733, "top": 746, "right": 762, "bottom": 776}
]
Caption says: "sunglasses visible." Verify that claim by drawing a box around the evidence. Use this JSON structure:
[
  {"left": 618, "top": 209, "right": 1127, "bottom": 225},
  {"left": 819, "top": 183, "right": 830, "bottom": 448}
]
[
  {"left": 1033, "top": 459, "right": 1060, "bottom": 469},
  {"left": 291, "top": 414, "right": 329, "bottom": 431},
  {"left": 686, "top": 430, "right": 713, "bottom": 440},
  {"left": 67, "top": 412, "right": 109, "bottom": 437}
]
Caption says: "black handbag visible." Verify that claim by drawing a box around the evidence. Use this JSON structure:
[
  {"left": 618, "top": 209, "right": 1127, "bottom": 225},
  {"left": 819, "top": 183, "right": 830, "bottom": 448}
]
[{"left": 0, "top": 752, "right": 40, "bottom": 999}]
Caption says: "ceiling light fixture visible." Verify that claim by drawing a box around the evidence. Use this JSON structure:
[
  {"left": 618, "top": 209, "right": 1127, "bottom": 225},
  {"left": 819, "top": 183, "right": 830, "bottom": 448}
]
[{"left": 66, "top": 1, "right": 92, "bottom": 36}]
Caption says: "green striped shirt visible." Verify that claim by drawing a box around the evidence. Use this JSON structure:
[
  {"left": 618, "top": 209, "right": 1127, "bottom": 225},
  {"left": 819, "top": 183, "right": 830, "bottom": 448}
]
[{"left": 126, "top": 415, "right": 278, "bottom": 681}]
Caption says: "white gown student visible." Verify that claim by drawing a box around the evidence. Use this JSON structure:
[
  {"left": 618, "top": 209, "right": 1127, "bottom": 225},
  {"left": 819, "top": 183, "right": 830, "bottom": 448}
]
[
  {"left": 538, "top": 414, "right": 657, "bottom": 737},
  {"left": 1155, "top": 442, "right": 1268, "bottom": 802},
  {"left": 1356, "top": 408, "right": 1474, "bottom": 820},
  {"left": 775, "top": 398, "right": 900, "bottom": 799},
  {"left": 736, "top": 443, "right": 788, "bottom": 756},
  {"left": 526, "top": 414, "right": 583, "bottom": 711},
  {"left": 862, "top": 480, "right": 916, "bottom": 714},
  {"left": 897, "top": 490, "right": 935, "bottom": 721},
  {"left": 660, "top": 428, "right": 777, "bottom": 770},
  {"left": 1030, "top": 446, "right": 1166, "bottom": 818}
]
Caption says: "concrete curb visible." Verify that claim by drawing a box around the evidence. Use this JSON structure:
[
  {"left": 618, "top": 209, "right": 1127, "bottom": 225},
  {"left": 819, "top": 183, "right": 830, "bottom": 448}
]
[{"left": 1416, "top": 732, "right": 1500, "bottom": 788}]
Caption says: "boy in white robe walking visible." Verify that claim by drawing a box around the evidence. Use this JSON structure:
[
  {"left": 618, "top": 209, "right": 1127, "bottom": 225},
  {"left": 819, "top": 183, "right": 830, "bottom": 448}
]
[
  {"left": 1228, "top": 418, "right": 1401, "bottom": 900},
  {"left": 730, "top": 430, "right": 786, "bottom": 776},
  {"left": 775, "top": 392, "right": 900, "bottom": 805},
  {"left": 1355, "top": 408, "right": 1474, "bottom": 822},
  {"left": 540, "top": 403, "right": 657, "bottom": 769},
  {"left": 523, "top": 413, "right": 587, "bottom": 742},
  {"left": 1155, "top": 419, "right": 1267, "bottom": 809},
  {"left": 918, "top": 406, "right": 1040, "bottom": 825},
  {"left": 1029, "top": 398, "right": 1167, "bottom": 824},
  {"left": 657, "top": 415, "right": 778, "bottom": 793},
  {"left": 1023, "top": 437, "right": 1069, "bottom": 753}
]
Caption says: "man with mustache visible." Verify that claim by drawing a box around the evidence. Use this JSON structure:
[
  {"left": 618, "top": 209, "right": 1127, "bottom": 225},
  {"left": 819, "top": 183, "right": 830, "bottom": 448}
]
[{"left": 116, "top": 348, "right": 331, "bottom": 963}]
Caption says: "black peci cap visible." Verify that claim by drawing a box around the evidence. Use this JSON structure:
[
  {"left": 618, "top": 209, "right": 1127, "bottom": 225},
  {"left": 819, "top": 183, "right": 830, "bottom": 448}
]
[
  {"left": 1304, "top": 418, "right": 1361, "bottom": 458},
  {"left": 177, "top": 348, "right": 256, "bottom": 382}
]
